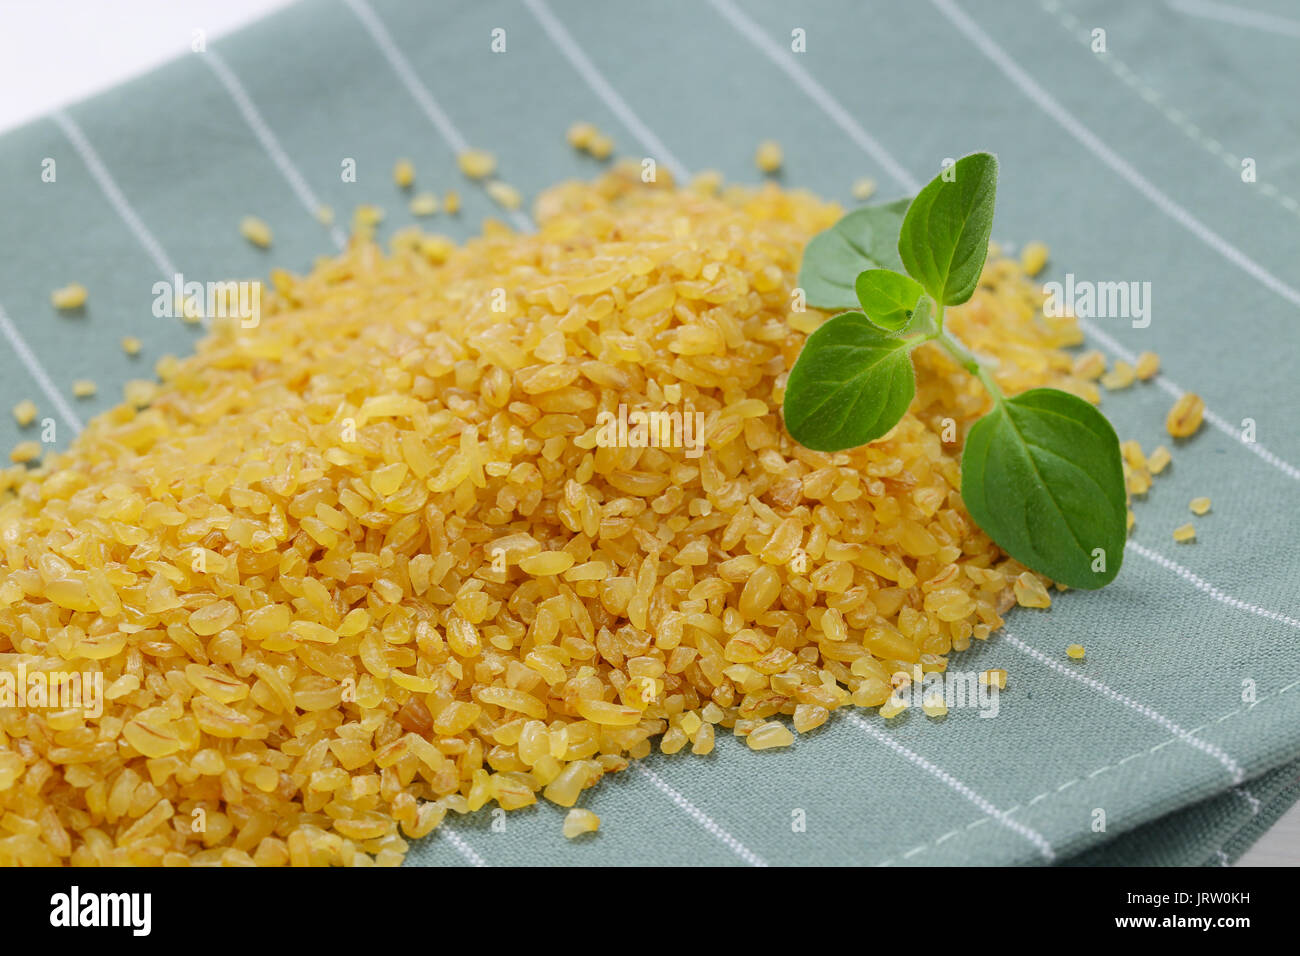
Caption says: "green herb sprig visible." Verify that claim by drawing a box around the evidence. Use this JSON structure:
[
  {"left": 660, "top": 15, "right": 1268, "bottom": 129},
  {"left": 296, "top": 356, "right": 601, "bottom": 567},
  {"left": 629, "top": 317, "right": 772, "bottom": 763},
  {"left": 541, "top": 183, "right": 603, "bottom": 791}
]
[{"left": 784, "top": 152, "right": 1126, "bottom": 589}]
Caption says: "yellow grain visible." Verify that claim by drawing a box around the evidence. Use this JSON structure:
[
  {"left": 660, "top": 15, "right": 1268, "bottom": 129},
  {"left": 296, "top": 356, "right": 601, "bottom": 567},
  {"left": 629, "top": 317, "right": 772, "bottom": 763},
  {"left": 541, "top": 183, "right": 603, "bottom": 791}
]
[
  {"left": 121, "top": 336, "right": 142, "bottom": 356},
  {"left": 444, "top": 190, "right": 461, "bottom": 215},
  {"left": 51, "top": 283, "right": 88, "bottom": 310},
  {"left": 1148, "top": 445, "right": 1172, "bottom": 475},
  {"left": 239, "top": 216, "right": 272, "bottom": 248},
  {"left": 393, "top": 158, "right": 415, "bottom": 188},
  {"left": 1134, "top": 351, "right": 1160, "bottom": 380},
  {"left": 755, "top": 140, "right": 783, "bottom": 174},
  {"left": 71, "top": 379, "right": 97, "bottom": 398},
  {"left": 851, "top": 178, "right": 877, "bottom": 201},
  {"left": 1166, "top": 393, "right": 1206, "bottom": 438},
  {"left": 562, "top": 807, "right": 600, "bottom": 839},
  {"left": 1019, "top": 241, "right": 1049, "bottom": 277},
  {"left": 567, "top": 122, "right": 597, "bottom": 150},
  {"left": 1066, "top": 644, "right": 1086, "bottom": 660},
  {"left": 1173, "top": 523, "right": 1197, "bottom": 543},
  {"left": 1189, "top": 496, "right": 1211, "bottom": 516},
  {"left": 457, "top": 148, "right": 496, "bottom": 180},
  {"left": 12, "top": 399, "right": 37, "bottom": 427},
  {"left": 409, "top": 192, "right": 439, "bottom": 217}
]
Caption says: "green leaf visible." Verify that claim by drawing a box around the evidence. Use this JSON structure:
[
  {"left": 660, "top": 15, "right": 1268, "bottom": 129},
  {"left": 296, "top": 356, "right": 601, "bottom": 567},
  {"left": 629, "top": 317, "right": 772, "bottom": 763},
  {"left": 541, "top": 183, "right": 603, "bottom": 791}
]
[
  {"left": 782, "top": 311, "right": 916, "bottom": 452},
  {"left": 898, "top": 152, "right": 998, "bottom": 306},
  {"left": 798, "top": 198, "right": 912, "bottom": 311},
  {"left": 960, "top": 388, "right": 1127, "bottom": 589},
  {"left": 854, "top": 269, "right": 927, "bottom": 332}
]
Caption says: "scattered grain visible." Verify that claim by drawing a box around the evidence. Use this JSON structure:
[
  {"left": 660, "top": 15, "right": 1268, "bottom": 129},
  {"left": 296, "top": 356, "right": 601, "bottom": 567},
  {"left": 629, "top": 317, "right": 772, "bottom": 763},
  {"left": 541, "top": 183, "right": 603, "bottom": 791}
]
[
  {"left": 1066, "top": 644, "right": 1085, "bottom": 660},
  {"left": 1166, "top": 392, "right": 1206, "bottom": 438},
  {"left": 755, "top": 140, "right": 783, "bottom": 174},
  {"left": 239, "top": 216, "right": 272, "bottom": 248},
  {"left": 51, "top": 283, "right": 87, "bottom": 310},
  {"left": 1189, "top": 496, "right": 1211, "bottom": 516},
  {"left": 11, "top": 400, "right": 37, "bottom": 427},
  {"left": 1173, "top": 523, "right": 1196, "bottom": 543},
  {"left": 458, "top": 149, "right": 496, "bottom": 180}
]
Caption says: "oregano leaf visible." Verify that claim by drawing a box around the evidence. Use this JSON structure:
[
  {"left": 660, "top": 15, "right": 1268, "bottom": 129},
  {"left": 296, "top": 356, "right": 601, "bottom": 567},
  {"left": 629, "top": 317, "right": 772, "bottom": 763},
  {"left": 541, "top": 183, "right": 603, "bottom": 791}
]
[
  {"left": 898, "top": 152, "right": 998, "bottom": 306},
  {"left": 797, "top": 197, "right": 912, "bottom": 311},
  {"left": 960, "top": 387, "right": 1127, "bottom": 589},
  {"left": 854, "top": 269, "right": 927, "bottom": 332},
  {"left": 782, "top": 311, "right": 916, "bottom": 452}
]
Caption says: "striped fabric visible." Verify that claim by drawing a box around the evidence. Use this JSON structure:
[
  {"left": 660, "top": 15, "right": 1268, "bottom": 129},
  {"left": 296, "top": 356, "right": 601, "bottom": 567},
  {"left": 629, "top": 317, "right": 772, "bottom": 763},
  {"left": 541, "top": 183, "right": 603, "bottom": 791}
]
[{"left": 3, "top": 0, "right": 1298, "bottom": 866}]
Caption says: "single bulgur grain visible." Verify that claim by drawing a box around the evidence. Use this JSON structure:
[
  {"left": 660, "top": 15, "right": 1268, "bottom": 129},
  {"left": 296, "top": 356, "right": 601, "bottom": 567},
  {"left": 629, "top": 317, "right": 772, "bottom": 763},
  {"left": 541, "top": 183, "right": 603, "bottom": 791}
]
[
  {"left": 9, "top": 440, "right": 40, "bottom": 464},
  {"left": 316, "top": 205, "right": 335, "bottom": 225},
  {"left": 1020, "top": 241, "right": 1049, "bottom": 277},
  {"left": 239, "top": 216, "right": 272, "bottom": 248},
  {"left": 1189, "top": 496, "right": 1211, "bottom": 516},
  {"left": 1135, "top": 351, "right": 1160, "bottom": 380},
  {"left": 1072, "top": 350, "right": 1106, "bottom": 380},
  {"left": 1148, "top": 445, "right": 1172, "bottom": 474},
  {"left": 567, "top": 122, "right": 597, "bottom": 150},
  {"left": 409, "top": 192, "right": 439, "bottom": 217},
  {"left": 1100, "top": 360, "right": 1136, "bottom": 390},
  {"left": 1166, "top": 392, "right": 1206, "bottom": 438},
  {"left": 51, "top": 283, "right": 87, "bottom": 310},
  {"left": 562, "top": 808, "right": 600, "bottom": 839},
  {"left": 921, "top": 695, "right": 949, "bottom": 718},
  {"left": 878, "top": 698, "right": 908, "bottom": 719},
  {"left": 746, "top": 721, "right": 794, "bottom": 750},
  {"left": 851, "top": 177, "right": 877, "bottom": 201},
  {"left": 121, "top": 336, "right": 142, "bottom": 356},
  {"left": 755, "top": 140, "right": 783, "bottom": 174},
  {"left": 1066, "top": 644, "right": 1086, "bottom": 660},
  {"left": 486, "top": 180, "right": 522, "bottom": 211},
  {"left": 980, "top": 669, "right": 1007, "bottom": 690},
  {"left": 393, "top": 158, "right": 415, "bottom": 188},
  {"left": 71, "top": 379, "right": 96, "bottom": 398},
  {"left": 587, "top": 133, "right": 614, "bottom": 160},
  {"left": 11, "top": 399, "right": 37, "bottom": 427},
  {"left": 1013, "top": 571, "right": 1052, "bottom": 608},
  {"left": 458, "top": 148, "right": 496, "bottom": 180},
  {"left": 1173, "top": 522, "right": 1196, "bottom": 542},
  {"left": 444, "top": 189, "right": 461, "bottom": 215}
]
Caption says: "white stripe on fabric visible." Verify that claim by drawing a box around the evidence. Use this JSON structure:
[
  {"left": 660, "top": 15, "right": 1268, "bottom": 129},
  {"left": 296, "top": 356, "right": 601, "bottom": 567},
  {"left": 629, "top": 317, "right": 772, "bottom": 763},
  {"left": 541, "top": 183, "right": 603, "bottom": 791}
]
[
  {"left": 1127, "top": 541, "right": 1300, "bottom": 631},
  {"left": 439, "top": 823, "right": 489, "bottom": 867},
  {"left": 0, "top": 300, "right": 84, "bottom": 434},
  {"left": 929, "top": 0, "right": 1300, "bottom": 309},
  {"left": 1001, "top": 631, "right": 1245, "bottom": 783},
  {"left": 342, "top": 0, "right": 534, "bottom": 233},
  {"left": 706, "top": 0, "right": 921, "bottom": 193},
  {"left": 522, "top": 0, "right": 690, "bottom": 185},
  {"left": 1166, "top": 0, "right": 1300, "bottom": 38},
  {"left": 633, "top": 764, "right": 768, "bottom": 866},
  {"left": 52, "top": 110, "right": 179, "bottom": 277},
  {"left": 844, "top": 713, "right": 1056, "bottom": 860},
  {"left": 202, "top": 50, "right": 347, "bottom": 250}
]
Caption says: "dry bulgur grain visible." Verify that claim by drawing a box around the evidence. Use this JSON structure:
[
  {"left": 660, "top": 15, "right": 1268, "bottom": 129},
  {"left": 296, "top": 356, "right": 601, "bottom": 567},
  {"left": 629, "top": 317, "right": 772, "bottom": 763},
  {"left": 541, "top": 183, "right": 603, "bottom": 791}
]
[
  {"left": 444, "top": 190, "right": 461, "bottom": 215},
  {"left": 121, "top": 336, "right": 142, "bottom": 356},
  {"left": 71, "top": 379, "right": 96, "bottom": 398},
  {"left": 393, "top": 158, "right": 415, "bottom": 189},
  {"left": 1148, "top": 445, "right": 1172, "bottom": 475},
  {"left": 1166, "top": 392, "right": 1206, "bottom": 438},
  {"left": 409, "top": 192, "right": 439, "bottom": 217},
  {"left": 458, "top": 148, "right": 496, "bottom": 180},
  {"left": 50, "top": 283, "right": 87, "bottom": 310},
  {"left": 1135, "top": 351, "right": 1160, "bottom": 380},
  {"left": 1019, "top": 241, "right": 1049, "bottom": 277},
  {"left": 562, "top": 807, "right": 600, "bottom": 839},
  {"left": 587, "top": 134, "right": 614, "bottom": 160},
  {"left": 1066, "top": 644, "right": 1086, "bottom": 660},
  {"left": 755, "top": 140, "right": 783, "bottom": 174},
  {"left": 567, "top": 122, "right": 597, "bottom": 150},
  {"left": 9, "top": 440, "right": 40, "bottom": 464},
  {"left": 1189, "top": 496, "right": 1211, "bottom": 516},
  {"left": 11, "top": 399, "right": 37, "bottom": 427},
  {"left": 1100, "top": 360, "right": 1136, "bottom": 390},
  {"left": 486, "top": 180, "right": 523, "bottom": 211},
  {"left": 1173, "top": 522, "right": 1197, "bottom": 542},
  {"left": 239, "top": 216, "right": 272, "bottom": 248},
  {"left": 851, "top": 177, "right": 876, "bottom": 201}
]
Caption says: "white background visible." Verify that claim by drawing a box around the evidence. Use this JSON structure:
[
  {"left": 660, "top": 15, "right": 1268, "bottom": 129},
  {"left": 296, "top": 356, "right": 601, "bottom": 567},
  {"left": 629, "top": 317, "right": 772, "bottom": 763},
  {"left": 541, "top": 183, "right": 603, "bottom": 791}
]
[{"left": 0, "top": 0, "right": 296, "bottom": 134}]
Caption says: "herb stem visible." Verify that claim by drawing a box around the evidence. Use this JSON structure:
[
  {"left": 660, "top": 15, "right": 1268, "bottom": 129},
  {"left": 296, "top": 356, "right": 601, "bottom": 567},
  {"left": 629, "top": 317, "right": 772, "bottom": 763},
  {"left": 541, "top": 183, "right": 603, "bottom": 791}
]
[{"left": 938, "top": 331, "right": 1004, "bottom": 402}]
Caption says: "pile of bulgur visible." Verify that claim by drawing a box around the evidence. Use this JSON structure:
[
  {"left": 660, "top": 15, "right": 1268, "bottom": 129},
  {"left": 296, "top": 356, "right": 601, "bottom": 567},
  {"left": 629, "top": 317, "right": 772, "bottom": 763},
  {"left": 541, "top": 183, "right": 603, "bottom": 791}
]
[{"left": 0, "top": 165, "right": 1102, "bottom": 865}]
